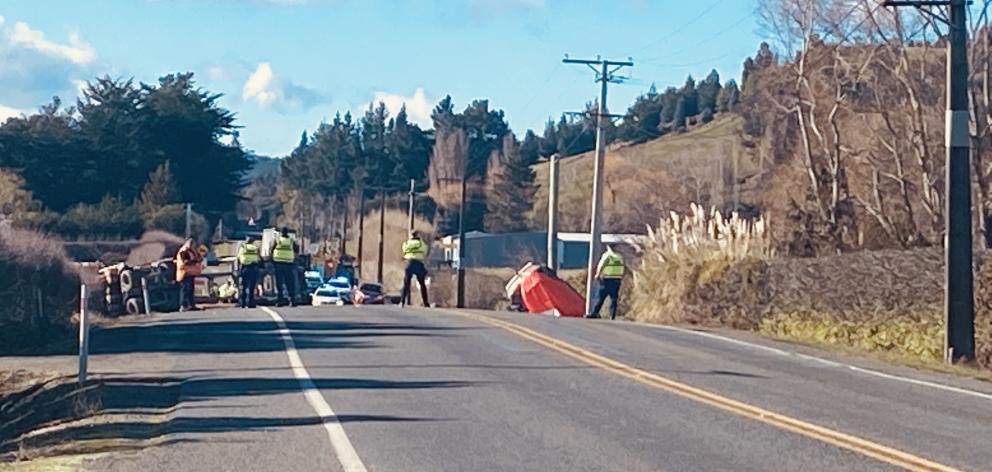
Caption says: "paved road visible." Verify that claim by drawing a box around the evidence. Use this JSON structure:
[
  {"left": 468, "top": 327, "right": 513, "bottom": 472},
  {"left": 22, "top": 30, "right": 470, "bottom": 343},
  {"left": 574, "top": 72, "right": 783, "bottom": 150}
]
[{"left": 33, "top": 305, "right": 991, "bottom": 471}]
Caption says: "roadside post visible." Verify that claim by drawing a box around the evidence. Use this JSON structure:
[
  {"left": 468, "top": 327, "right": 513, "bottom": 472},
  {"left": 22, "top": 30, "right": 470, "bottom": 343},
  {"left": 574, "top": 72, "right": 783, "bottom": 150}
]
[
  {"left": 547, "top": 153, "right": 560, "bottom": 271},
  {"left": 78, "top": 284, "right": 90, "bottom": 383},
  {"left": 141, "top": 277, "right": 152, "bottom": 315}
]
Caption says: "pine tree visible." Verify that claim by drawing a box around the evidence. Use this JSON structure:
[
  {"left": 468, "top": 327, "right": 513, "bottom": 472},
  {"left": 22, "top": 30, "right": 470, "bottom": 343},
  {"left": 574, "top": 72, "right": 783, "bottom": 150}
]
[
  {"left": 680, "top": 76, "right": 699, "bottom": 117},
  {"left": 137, "top": 161, "right": 180, "bottom": 216},
  {"left": 519, "top": 130, "right": 541, "bottom": 166},
  {"left": 673, "top": 97, "right": 687, "bottom": 131},
  {"left": 717, "top": 80, "right": 741, "bottom": 113},
  {"left": 485, "top": 135, "right": 536, "bottom": 232},
  {"left": 697, "top": 69, "right": 722, "bottom": 114}
]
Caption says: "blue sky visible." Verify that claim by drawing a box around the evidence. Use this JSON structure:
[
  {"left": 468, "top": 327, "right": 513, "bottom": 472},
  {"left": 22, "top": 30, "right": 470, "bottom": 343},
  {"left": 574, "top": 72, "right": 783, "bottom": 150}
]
[{"left": 0, "top": 0, "right": 763, "bottom": 156}]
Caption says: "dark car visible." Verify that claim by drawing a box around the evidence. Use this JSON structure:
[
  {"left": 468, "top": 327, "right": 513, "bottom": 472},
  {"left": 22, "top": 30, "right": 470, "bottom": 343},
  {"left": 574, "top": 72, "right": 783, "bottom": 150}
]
[{"left": 355, "top": 282, "right": 385, "bottom": 305}]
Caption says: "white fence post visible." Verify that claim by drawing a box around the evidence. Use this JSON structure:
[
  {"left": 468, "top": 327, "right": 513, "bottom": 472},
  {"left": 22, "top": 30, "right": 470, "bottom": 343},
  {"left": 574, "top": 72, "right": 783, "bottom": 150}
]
[
  {"left": 141, "top": 277, "right": 152, "bottom": 315},
  {"left": 78, "top": 284, "right": 90, "bottom": 383}
]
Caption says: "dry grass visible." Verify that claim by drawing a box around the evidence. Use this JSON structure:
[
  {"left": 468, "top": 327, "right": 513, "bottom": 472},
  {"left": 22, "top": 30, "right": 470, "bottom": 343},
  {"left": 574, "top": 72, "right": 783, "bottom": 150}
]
[
  {"left": 529, "top": 116, "right": 756, "bottom": 233},
  {"left": 429, "top": 268, "right": 511, "bottom": 309},
  {"left": 344, "top": 209, "right": 433, "bottom": 290},
  {"left": 625, "top": 206, "right": 992, "bottom": 371},
  {"left": 629, "top": 204, "right": 772, "bottom": 324},
  {"left": 0, "top": 228, "right": 80, "bottom": 353}
]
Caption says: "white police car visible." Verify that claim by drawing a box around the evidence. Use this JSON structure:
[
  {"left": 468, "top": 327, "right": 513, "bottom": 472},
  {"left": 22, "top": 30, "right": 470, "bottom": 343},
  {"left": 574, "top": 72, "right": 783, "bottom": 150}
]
[{"left": 311, "top": 277, "right": 353, "bottom": 306}]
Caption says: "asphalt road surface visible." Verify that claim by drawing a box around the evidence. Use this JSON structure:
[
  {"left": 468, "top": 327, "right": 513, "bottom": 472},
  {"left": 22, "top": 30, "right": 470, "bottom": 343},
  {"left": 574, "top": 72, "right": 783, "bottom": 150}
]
[{"left": 64, "top": 305, "right": 992, "bottom": 471}]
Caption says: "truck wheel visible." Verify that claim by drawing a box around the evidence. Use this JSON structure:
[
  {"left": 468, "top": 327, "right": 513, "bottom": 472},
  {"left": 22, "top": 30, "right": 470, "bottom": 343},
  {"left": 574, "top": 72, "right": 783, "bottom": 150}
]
[
  {"left": 120, "top": 270, "right": 134, "bottom": 293},
  {"left": 125, "top": 297, "right": 144, "bottom": 315}
]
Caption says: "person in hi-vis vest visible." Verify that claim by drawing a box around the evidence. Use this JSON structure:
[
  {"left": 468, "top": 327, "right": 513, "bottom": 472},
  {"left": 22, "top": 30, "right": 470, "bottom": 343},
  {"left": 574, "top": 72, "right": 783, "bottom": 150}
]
[
  {"left": 237, "top": 236, "right": 260, "bottom": 308},
  {"left": 269, "top": 227, "right": 299, "bottom": 306},
  {"left": 400, "top": 230, "right": 430, "bottom": 307},
  {"left": 175, "top": 238, "right": 203, "bottom": 312},
  {"left": 588, "top": 245, "right": 625, "bottom": 320}
]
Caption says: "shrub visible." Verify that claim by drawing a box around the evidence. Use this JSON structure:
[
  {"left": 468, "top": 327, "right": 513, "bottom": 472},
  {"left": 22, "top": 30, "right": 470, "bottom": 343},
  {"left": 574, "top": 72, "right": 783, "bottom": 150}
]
[
  {"left": 629, "top": 203, "right": 772, "bottom": 324},
  {"left": 57, "top": 196, "right": 143, "bottom": 239},
  {"left": 145, "top": 204, "right": 210, "bottom": 243},
  {"left": 0, "top": 228, "right": 80, "bottom": 353}
]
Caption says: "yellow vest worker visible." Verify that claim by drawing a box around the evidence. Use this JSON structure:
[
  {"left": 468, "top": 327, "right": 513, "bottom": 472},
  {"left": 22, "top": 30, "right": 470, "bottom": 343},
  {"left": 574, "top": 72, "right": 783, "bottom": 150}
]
[
  {"left": 401, "top": 231, "right": 430, "bottom": 307},
  {"left": 272, "top": 236, "right": 296, "bottom": 263},
  {"left": 271, "top": 228, "right": 298, "bottom": 306},
  {"left": 599, "top": 250, "right": 625, "bottom": 279},
  {"left": 590, "top": 246, "right": 625, "bottom": 320},
  {"left": 238, "top": 242, "right": 260, "bottom": 265},
  {"left": 237, "top": 238, "right": 260, "bottom": 309},
  {"left": 402, "top": 238, "right": 428, "bottom": 261}
]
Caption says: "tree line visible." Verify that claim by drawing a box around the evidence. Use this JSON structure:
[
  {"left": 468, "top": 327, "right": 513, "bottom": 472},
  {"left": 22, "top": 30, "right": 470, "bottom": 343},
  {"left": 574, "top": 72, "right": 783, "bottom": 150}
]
[{"left": 0, "top": 73, "right": 249, "bottom": 240}]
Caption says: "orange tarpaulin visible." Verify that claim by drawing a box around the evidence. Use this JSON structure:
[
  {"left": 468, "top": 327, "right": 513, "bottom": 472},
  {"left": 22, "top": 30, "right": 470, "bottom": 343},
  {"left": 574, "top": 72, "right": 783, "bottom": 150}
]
[{"left": 517, "top": 265, "right": 586, "bottom": 317}]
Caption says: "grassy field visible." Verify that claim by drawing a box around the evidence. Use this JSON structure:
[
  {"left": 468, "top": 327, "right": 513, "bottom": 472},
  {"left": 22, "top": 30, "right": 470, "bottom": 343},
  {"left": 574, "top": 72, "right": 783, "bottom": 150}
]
[{"left": 529, "top": 115, "right": 762, "bottom": 233}]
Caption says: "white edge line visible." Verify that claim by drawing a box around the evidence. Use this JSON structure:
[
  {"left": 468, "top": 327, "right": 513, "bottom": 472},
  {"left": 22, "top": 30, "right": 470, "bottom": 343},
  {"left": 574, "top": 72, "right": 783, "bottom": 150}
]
[
  {"left": 262, "top": 307, "right": 369, "bottom": 472},
  {"left": 635, "top": 321, "right": 992, "bottom": 401}
]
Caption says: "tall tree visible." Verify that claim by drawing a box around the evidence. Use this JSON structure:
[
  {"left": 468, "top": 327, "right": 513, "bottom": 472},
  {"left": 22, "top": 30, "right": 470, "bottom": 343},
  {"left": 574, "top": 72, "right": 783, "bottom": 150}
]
[
  {"left": 485, "top": 135, "right": 536, "bottom": 232},
  {"left": 697, "top": 69, "right": 722, "bottom": 114},
  {"left": 519, "top": 129, "right": 541, "bottom": 166},
  {"left": 141, "top": 73, "right": 249, "bottom": 215},
  {"left": 137, "top": 161, "right": 181, "bottom": 216},
  {"left": 717, "top": 79, "right": 741, "bottom": 113}
]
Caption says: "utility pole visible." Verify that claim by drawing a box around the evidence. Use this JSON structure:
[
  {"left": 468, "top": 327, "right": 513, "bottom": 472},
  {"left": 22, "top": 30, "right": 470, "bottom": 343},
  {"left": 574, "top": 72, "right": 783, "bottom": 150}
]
[
  {"left": 884, "top": 0, "right": 974, "bottom": 362},
  {"left": 408, "top": 179, "right": 416, "bottom": 233},
  {"left": 357, "top": 189, "right": 366, "bottom": 279},
  {"left": 377, "top": 188, "right": 386, "bottom": 284},
  {"left": 456, "top": 171, "right": 468, "bottom": 308},
  {"left": 184, "top": 203, "right": 192, "bottom": 240},
  {"left": 547, "top": 153, "right": 560, "bottom": 271},
  {"left": 563, "top": 55, "right": 633, "bottom": 316}
]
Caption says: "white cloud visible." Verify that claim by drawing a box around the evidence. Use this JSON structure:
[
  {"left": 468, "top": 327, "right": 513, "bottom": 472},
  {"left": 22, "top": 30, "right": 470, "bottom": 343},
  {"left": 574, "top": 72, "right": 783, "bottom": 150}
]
[
  {"left": 0, "top": 19, "right": 95, "bottom": 111},
  {"left": 243, "top": 62, "right": 279, "bottom": 106},
  {"left": 0, "top": 104, "right": 25, "bottom": 122},
  {"left": 241, "top": 62, "right": 327, "bottom": 113},
  {"left": 208, "top": 66, "right": 225, "bottom": 81},
  {"left": 9, "top": 21, "right": 95, "bottom": 64},
  {"left": 365, "top": 88, "right": 437, "bottom": 128}
]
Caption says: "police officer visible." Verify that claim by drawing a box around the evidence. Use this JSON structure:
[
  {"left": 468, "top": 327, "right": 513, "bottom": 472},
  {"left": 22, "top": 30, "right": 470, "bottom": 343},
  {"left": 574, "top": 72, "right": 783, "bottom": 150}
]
[
  {"left": 400, "top": 230, "right": 430, "bottom": 307},
  {"left": 588, "top": 244, "right": 625, "bottom": 320},
  {"left": 237, "top": 236, "right": 260, "bottom": 308},
  {"left": 269, "top": 227, "right": 298, "bottom": 307}
]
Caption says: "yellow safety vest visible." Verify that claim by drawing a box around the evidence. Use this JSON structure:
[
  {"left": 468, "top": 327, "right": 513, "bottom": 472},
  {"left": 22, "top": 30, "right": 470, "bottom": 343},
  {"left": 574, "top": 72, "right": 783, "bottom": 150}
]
[
  {"left": 238, "top": 243, "right": 259, "bottom": 265},
  {"left": 600, "top": 251, "right": 625, "bottom": 279},
  {"left": 273, "top": 236, "right": 295, "bottom": 263},
  {"left": 402, "top": 238, "right": 427, "bottom": 261}
]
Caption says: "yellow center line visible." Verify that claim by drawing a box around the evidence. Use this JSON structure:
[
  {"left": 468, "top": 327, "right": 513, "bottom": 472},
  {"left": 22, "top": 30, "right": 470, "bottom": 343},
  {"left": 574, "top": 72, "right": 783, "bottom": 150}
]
[{"left": 444, "top": 309, "right": 963, "bottom": 472}]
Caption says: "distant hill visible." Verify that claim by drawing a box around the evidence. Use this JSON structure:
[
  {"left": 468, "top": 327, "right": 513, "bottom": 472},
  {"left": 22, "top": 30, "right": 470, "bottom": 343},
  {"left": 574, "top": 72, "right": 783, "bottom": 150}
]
[
  {"left": 529, "top": 115, "right": 768, "bottom": 234},
  {"left": 244, "top": 155, "right": 281, "bottom": 182}
]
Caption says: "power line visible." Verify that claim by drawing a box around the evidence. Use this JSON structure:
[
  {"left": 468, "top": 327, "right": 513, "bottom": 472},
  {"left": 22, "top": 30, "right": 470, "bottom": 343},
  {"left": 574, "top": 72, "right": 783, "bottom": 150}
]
[
  {"left": 634, "top": 0, "right": 725, "bottom": 54},
  {"left": 639, "top": 14, "right": 753, "bottom": 63}
]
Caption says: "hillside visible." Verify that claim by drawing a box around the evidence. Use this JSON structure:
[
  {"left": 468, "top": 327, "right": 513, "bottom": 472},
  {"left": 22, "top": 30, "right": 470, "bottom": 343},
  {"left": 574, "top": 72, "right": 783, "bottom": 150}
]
[{"left": 529, "top": 115, "right": 768, "bottom": 233}]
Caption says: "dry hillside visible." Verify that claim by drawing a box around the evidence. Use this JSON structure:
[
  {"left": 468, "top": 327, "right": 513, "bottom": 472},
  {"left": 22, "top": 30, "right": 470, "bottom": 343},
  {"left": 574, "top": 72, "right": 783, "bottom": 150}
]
[{"left": 529, "top": 116, "right": 770, "bottom": 233}]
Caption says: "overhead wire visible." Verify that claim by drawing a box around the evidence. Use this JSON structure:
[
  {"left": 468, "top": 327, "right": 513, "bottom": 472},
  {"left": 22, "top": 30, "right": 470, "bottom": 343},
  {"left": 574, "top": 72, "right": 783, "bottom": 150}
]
[{"left": 633, "top": 0, "right": 725, "bottom": 54}]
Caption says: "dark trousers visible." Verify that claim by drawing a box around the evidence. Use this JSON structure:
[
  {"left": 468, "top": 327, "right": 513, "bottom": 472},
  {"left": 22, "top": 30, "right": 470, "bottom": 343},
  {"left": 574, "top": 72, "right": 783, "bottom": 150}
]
[
  {"left": 179, "top": 275, "right": 196, "bottom": 309},
  {"left": 274, "top": 262, "right": 296, "bottom": 306},
  {"left": 592, "top": 278, "right": 622, "bottom": 320},
  {"left": 239, "top": 265, "right": 258, "bottom": 308},
  {"left": 401, "top": 260, "right": 429, "bottom": 307}
]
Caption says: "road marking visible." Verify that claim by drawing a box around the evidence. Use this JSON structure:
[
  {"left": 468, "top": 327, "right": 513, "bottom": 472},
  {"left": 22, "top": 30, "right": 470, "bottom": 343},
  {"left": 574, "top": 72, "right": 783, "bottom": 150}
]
[
  {"left": 449, "top": 310, "right": 962, "bottom": 472},
  {"left": 642, "top": 323, "right": 992, "bottom": 401},
  {"left": 262, "top": 307, "right": 368, "bottom": 472}
]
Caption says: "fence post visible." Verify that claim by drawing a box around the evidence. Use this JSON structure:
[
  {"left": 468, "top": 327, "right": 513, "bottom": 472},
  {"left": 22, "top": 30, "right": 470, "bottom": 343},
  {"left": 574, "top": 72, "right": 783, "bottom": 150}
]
[
  {"left": 78, "top": 284, "right": 90, "bottom": 383},
  {"left": 141, "top": 277, "right": 152, "bottom": 315}
]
